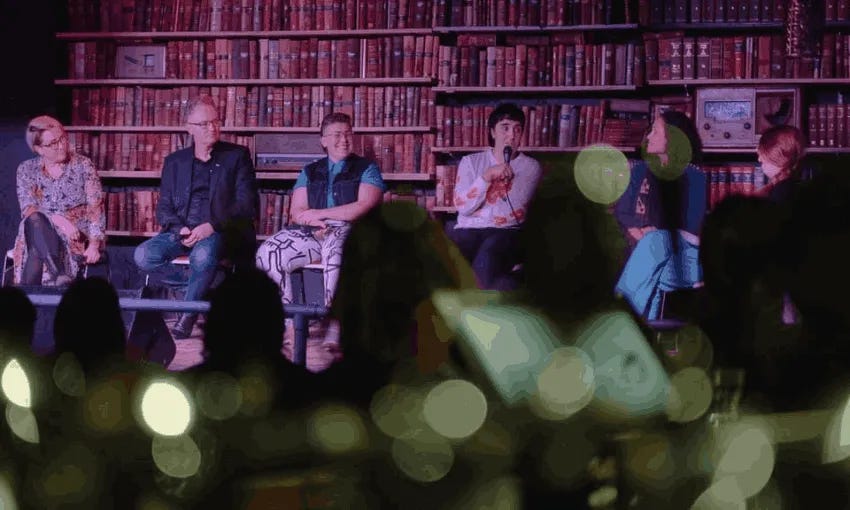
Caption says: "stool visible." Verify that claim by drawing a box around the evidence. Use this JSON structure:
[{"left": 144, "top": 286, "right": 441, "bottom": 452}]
[
  {"left": 2, "top": 249, "right": 12, "bottom": 287},
  {"left": 290, "top": 263, "right": 325, "bottom": 306}
]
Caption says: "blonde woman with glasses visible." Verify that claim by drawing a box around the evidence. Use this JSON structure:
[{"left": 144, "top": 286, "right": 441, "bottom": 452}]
[{"left": 12, "top": 115, "right": 105, "bottom": 286}]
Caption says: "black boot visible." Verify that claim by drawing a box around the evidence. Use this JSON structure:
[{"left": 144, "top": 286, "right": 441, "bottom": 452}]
[{"left": 172, "top": 313, "right": 198, "bottom": 340}]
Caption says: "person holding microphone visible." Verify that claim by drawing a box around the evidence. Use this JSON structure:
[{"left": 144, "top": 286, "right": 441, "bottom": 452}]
[{"left": 447, "top": 103, "right": 542, "bottom": 290}]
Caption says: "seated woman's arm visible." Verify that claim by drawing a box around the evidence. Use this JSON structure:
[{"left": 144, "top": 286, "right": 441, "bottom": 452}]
[
  {"left": 16, "top": 160, "right": 40, "bottom": 219},
  {"left": 82, "top": 157, "right": 106, "bottom": 252}
]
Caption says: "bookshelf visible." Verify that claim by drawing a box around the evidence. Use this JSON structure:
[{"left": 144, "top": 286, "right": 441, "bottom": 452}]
[{"left": 59, "top": 0, "right": 850, "bottom": 235}]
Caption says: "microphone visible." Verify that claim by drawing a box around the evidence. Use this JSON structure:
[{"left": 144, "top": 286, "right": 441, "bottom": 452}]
[{"left": 503, "top": 145, "right": 513, "bottom": 165}]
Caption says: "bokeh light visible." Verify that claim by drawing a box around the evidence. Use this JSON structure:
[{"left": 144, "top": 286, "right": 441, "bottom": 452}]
[
  {"left": 712, "top": 423, "right": 775, "bottom": 499},
  {"left": 391, "top": 429, "right": 455, "bottom": 483},
  {"left": 666, "top": 367, "right": 713, "bottom": 423},
  {"left": 39, "top": 442, "right": 98, "bottom": 504},
  {"left": 139, "top": 380, "right": 193, "bottom": 436},
  {"left": 370, "top": 384, "right": 427, "bottom": 439},
  {"left": 237, "top": 367, "right": 274, "bottom": 416},
  {"left": 308, "top": 405, "right": 369, "bottom": 454},
  {"left": 624, "top": 434, "right": 676, "bottom": 491},
  {"left": 574, "top": 144, "right": 631, "bottom": 205},
  {"left": 423, "top": 379, "right": 488, "bottom": 440},
  {"left": 1, "top": 359, "right": 31, "bottom": 408},
  {"left": 531, "top": 346, "right": 595, "bottom": 420},
  {"left": 84, "top": 380, "right": 130, "bottom": 433},
  {"left": 660, "top": 325, "right": 714, "bottom": 371},
  {"left": 823, "top": 396, "right": 850, "bottom": 463},
  {"left": 5, "top": 404, "right": 38, "bottom": 443},
  {"left": 52, "top": 352, "right": 86, "bottom": 397},
  {"left": 151, "top": 435, "right": 202, "bottom": 479},
  {"left": 380, "top": 201, "right": 428, "bottom": 232},
  {"left": 453, "top": 476, "right": 522, "bottom": 510},
  {"left": 572, "top": 311, "right": 669, "bottom": 418},
  {"left": 691, "top": 476, "right": 746, "bottom": 510},
  {"left": 0, "top": 475, "right": 18, "bottom": 510},
  {"left": 457, "top": 305, "right": 559, "bottom": 404},
  {"left": 587, "top": 485, "right": 618, "bottom": 509},
  {"left": 195, "top": 371, "right": 242, "bottom": 420}
]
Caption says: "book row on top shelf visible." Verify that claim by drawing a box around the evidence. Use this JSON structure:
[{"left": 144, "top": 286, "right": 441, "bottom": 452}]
[
  {"left": 68, "top": 36, "right": 439, "bottom": 80},
  {"left": 69, "top": 86, "right": 436, "bottom": 129},
  {"left": 646, "top": 0, "right": 850, "bottom": 25},
  {"left": 65, "top": 0, "right": 639, "bottom": 34}
]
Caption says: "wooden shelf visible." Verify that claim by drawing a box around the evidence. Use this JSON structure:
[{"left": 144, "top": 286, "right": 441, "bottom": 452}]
[
  {"left": 434, "top": 85, "right": 637, "bottom": 93},
  {"left": 99, "top": 171, "right": 160, "bottom": 178},
  {"left": 106, "top": 230, "right": 157, "bottom": 237},
  {"left": 430, "top": 206, "right": 457, "bottom": 213},
  {"left": 56, "top": 77, "right": 435, "bottom": 86},
  {"left": 56, "top": 29, "right": 434, "bottom": 40},
  {"left": 432, "top": 145, "right": 637, "bottom": 154},
  {"left": 649, "top": 78, "right": 850, "bottom": 86},
  {"left": 433, "top": 24, "right": 638, "bottom": 33},
  {"left": 806, "top": 147, "right": 850, "bottom": 154},
  {"left": 100, "top": 171, "right": 433, "bottom": 180},
  {"left": 645, "top": 22, "right": 783, "bottom": 31},
  {"left": 67, "top": 125, "right": 431, "bottom": 133}
]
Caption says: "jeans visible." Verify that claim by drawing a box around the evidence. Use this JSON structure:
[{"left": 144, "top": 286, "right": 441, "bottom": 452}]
[
  {"left": 615, "top": 230, "right": 701, "bottom": 320},
  {"left": 134, "top": 232, "right": 222, "bottom": 301},
  {"left": 447, "top": 226, "right": 521, "bottom": 290}
]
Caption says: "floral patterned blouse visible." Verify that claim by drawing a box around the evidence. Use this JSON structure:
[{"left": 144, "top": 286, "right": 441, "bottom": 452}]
[{"left": 13, "top": 153, "right": 105, "bottom": 282}]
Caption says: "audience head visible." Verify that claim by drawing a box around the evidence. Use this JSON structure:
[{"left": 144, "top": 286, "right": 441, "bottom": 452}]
[
  {"left": 520, "top": 165, "right": 625, "bottom": 322},
  {"left": 53, "top": 277, "right": 126, "bottom": 372},
  {"left": 202, "top": 267, "right": 287, "bottom": 367},
  {"left": 185, "top": 95, "right": 222, "bottom": 148},
  {"left": 27, "top": 115, "right": 69, "bottom": 163},
  {"left": 331, "top": 201, "right": 470, "bottom": 364},
  {"left": 699, "top": 195, "right": 785, "bottom": 297},
  {"left": 319, "top": 112, "right": 354, "bottom": 162},
  {"left": 757, "top": 125, "right": 806, "bottom": 182},
  {"left": 0, "top": 287, "right": 37, "bottom": 355},
  {"left": 487, "top": 102, "right": 525, "bottom": 149}
]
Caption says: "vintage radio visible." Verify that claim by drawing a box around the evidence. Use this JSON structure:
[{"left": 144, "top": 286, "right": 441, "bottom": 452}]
[
  {"left": 696, "top": 88, "right": 801, "bottom": 147},
  {"left": 254, "top": 133, "right": 325, "bottom": 171},
  {"left": 115, "top": 45, "right": 167, "bottom": 78}
]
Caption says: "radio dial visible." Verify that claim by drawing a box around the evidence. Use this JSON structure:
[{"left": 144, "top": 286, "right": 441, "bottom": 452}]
[
  {"left": 723, "top": 132, "right": 731, "bottom": 139},
  {"left": 744, "top": 122, "right": 751, "bottom": 130},
  {"left": 704, "top": 123, "right": 711, "bottom": 130}
]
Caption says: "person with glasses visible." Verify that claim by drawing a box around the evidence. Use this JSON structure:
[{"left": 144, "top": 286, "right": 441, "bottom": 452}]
[
  {"left": 256, "top": 112, "right": 385, "bottom": 328},
  {"left": 12, "top": 115, "right": 106, "bottom": 286},
  {"left": 134, "top": 95, "right": 258, "bottom": 339}
]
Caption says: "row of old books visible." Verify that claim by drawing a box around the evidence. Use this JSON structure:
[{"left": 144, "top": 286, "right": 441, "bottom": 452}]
[
  {"left": 435, "top": 101, "right": 649, "bottom": 149},
  {"left": 69, "top": 36, "right": 439, "bottom": 80},
  {"left": 104, "top": 188, "right": 161, "bottom": 233},
  {"left": 70, "top": 130, "right": 434, "bottom": 174},
  {"left": 70, "top": 86, "right": 436, "bottom": 129},
  {"left": 807, "top": 103, "right": 850, "bottom": 148},
  {"left": 705, "top": 164, "right": 765, "bottom": 210},
  {"left": 258, "top": 189, "right": 292, "bottom": 235},
  {"left": 646, "top": 32, "right": 850, "bottom": 81},
  {"left": 71, "top": 133, "right": 254, "bottom": 173},
  {"left": 434, "top": 164, "right": 458, "bottom": 207},
  {"left": 67, "top": 0, "right": 439, "bottom": 32},
  {"left": 644, "top": 0, "right": 787, "bottom": 24},
  {"left": 441, "top": 0, "right": 634, "bottom": 26},
  {"left": 438, "top": 38, "right": 645, "bottom": 88}
]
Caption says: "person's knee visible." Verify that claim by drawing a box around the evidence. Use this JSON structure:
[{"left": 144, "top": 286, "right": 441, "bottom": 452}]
[
  {"left": 23, "top": 212, "right": 51, "bottom": 236},
  {"left": 189, "top": 243, "right": 221, "bottom": 273},
  {"left": 134, "top": 243, "right": 156, "bottom": 270}
]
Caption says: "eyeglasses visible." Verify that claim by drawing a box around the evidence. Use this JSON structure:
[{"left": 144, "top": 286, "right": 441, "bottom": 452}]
[
  {"left": 188, "top": 119, "right": 221, "bottom": 129},
  {"left": 322, "top": 131, "right": 354, "bottom": 141},
  {"left": 39, "top": 135, "right": 67, "bottom": 150}
]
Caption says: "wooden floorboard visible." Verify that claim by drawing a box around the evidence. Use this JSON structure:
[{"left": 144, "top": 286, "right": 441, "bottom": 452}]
[{"left": 165, "top": 318, "right": 340, "bottom": 373}]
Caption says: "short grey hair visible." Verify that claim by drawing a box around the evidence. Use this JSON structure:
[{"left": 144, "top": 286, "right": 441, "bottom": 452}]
[{"left": 184, "top": 95, "right": 218, "bottom": 123}]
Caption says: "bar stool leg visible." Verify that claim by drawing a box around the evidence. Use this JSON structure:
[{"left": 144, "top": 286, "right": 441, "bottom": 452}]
[{"left": 293, "top": 313, "right": 308, "bottom": 366}]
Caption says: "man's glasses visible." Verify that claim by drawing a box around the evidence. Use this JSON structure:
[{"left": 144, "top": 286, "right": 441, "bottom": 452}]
[
  {"left": 39, "top": 135, "right": 67, "bottom": 150},
  {"left": 322, "top": 131, "right": 354, "bottom": 141},
  {"left": 188, "top": 119, "right": 222, "bottom": 129}
]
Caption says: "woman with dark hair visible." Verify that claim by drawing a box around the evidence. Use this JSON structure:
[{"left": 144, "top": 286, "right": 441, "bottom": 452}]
[
  {"left": 13, "top": 115, "right": 106, "bottom": 286},
  {"left": 614, "top": 110, "right": 707, "bottom": 320}
]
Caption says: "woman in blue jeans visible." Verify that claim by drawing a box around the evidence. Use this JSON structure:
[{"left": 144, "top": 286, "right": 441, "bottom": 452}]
[{"left": 614, "top": 110, "right": 706, "bottom": 320}]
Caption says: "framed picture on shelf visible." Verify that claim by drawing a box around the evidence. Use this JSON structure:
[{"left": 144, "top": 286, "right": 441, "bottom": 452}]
[{"left": 115, "top": 45, "right": 167, "bottom": 79}]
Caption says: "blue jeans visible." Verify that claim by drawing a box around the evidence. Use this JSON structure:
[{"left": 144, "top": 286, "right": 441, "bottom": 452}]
[
  {"left": 134, "top": 232, "right": 222, "bottom": 302},
  {"left": 615, "top": 230, "right": 701, "bottom": 320}
]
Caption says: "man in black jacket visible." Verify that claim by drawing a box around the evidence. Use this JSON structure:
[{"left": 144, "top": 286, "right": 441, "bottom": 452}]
[{"left": 134, "top": 95, "right": 258, "bottom": 339}]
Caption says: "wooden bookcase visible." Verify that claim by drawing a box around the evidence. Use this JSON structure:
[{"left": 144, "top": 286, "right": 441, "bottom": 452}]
[{"left": 58, "top": 0, "right": 850, "bottom": 229}]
